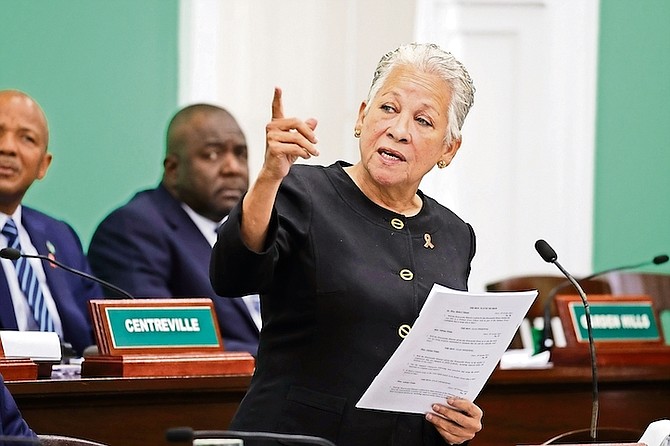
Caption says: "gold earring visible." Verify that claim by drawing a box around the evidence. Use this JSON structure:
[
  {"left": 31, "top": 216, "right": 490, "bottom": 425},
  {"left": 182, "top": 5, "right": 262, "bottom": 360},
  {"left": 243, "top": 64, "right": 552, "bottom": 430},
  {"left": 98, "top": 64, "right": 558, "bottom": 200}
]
[
  {"left": 354, "top": 128, "right": 361, "bottom": 138},
  {"left": 437, "top": 160, "right": 447, "bottom": 169}
]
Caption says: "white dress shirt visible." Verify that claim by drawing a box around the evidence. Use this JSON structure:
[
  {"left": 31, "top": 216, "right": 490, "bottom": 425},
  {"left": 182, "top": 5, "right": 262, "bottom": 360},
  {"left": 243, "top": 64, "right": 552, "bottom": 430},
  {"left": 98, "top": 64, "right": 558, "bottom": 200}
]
[
  {"left": 181, "top": 204, "right": 262, "bottom": 330},
  {"left": 0, "top": 207, "right": 64, "bottom": 336}
]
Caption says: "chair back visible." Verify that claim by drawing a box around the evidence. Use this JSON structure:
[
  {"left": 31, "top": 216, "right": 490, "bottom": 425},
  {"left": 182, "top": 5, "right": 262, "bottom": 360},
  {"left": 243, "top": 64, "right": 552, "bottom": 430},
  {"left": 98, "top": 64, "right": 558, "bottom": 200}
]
[
  {"left": 486, "top": 275, "right": 611, "bottom": 349},
  {"left": 486, "top": 275, "right": 611, "bottom": 319},
  {"left": 601, "top": 272, "right": 670, "bottom": 311}
]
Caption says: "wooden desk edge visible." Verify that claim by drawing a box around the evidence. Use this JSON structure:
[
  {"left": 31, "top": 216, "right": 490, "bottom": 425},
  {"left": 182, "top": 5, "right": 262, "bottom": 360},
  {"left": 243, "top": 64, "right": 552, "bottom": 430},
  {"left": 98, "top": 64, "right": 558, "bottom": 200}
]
[
  {"left": 489, "top": 364, "right": 670, "bottom": 386},
  {"left": 6, "top": 373, "right": 253, "bottom": 396}
]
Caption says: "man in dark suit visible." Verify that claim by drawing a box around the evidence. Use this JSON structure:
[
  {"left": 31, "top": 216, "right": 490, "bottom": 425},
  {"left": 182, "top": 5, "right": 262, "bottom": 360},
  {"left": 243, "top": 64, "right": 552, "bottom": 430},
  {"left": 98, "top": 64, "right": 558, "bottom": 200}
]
[
  {"left": 0, "top": 374, "right": 36, "bottom": 440},
  {"left": 88, "top": 104, "right": 259, "bottom": 355},
  {"left": 0, "top": 90, "right": 100, "bottom": 357}
]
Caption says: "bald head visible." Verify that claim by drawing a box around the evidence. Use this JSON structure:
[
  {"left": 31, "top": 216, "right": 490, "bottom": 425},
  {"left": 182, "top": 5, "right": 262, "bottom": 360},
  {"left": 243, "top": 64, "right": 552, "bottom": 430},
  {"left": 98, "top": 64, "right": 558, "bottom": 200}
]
[
  {"left": 0, "top": 90, "right": 53, "bottom": 214},
  {"left": 166, "top": 104, "right": 236, "bottom": 158},
  {"left": 162, "top": 104, "right": 249, "bottom": 222},
  {"left": 0, "top": 90, "right": 49, "bottom": 149}
]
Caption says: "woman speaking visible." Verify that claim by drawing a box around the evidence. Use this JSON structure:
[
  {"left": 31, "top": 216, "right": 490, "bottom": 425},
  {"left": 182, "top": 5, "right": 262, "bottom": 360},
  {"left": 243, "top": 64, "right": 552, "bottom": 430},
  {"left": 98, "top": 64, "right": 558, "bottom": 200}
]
[{"left": 211, "top": 42, "right": 483, "bottom": 445}]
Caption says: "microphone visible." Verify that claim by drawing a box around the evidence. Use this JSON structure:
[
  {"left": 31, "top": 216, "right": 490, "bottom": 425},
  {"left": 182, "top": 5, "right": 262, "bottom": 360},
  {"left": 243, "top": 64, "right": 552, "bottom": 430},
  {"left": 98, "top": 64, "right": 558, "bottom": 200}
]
[
  {"left": 540, "top": 253, "right": 669, "bottom": 351},
  {"left": 0, "top": 247, "right": 134, "bottom": 300},
  {"left": 534, "top": 239, "right": 599, "bottom": 441},
  {"left": 581, "top": 254, "right": 669, "bottom": 281},
  {"left": 165, "top": 427, "right": 337, "bottom": 446}
]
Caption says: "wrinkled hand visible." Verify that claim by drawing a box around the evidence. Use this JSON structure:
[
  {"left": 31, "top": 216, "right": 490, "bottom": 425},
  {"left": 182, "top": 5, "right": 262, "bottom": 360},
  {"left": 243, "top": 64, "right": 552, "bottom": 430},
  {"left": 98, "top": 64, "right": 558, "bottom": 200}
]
[
  {"left": 426, "top": 397, "right": 483, "bottom": 444},
  {"left": 262, "top": 87, "right": 319, "bottom": 181}
]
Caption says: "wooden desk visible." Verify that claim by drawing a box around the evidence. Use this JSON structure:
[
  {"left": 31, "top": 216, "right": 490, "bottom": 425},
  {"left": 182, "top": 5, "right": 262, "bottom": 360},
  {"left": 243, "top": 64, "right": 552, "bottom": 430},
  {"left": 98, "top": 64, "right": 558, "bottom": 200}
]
[
  {"left": 472, "top": 365, "right": 669, "bottom": 446},
  {"left": 6, "top": 365, "right": 668, "bottom": 446},
  {"left": 7, "top": 374, "right": 252, "bottom": 446}
]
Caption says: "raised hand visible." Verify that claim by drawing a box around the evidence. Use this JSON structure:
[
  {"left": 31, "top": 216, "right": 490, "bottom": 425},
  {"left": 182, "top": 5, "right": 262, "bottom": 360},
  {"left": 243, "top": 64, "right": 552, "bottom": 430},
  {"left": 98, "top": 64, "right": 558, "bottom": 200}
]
[
  {"left": 240, "top": 88, "right": 319, "bottom": 252},
  {"left": 261, "top": 87, "right": 319, "bottom": 182}
]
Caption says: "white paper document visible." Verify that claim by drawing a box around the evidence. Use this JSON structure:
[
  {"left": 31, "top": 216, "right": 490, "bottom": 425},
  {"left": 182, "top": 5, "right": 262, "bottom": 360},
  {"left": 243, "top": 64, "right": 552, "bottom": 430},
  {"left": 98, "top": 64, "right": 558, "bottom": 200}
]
[{"left": 356, "top": 284, "right": 537, "bottom": 414}]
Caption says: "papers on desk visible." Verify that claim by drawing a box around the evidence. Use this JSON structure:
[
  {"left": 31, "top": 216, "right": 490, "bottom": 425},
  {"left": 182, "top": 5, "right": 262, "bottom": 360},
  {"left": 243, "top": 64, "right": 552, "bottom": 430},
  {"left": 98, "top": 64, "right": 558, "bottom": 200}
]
[
  {"left": 499, "top": 349, "right": 551, "bottom": 369},
  {"left": 0, "top": 330, "right": 61, "bottom": 361},
  {"left": 356, "top": 284, "right": 537, "bottom": 414}
]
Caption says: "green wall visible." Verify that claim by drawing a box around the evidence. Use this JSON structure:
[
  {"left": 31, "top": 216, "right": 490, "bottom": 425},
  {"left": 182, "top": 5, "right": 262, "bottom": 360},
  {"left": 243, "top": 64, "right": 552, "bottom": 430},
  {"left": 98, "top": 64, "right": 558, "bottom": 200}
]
[
  {"left": 594, "top": 0, "right": 670, "bottom": 272},
  {"left": 0, "top": 0, "right": 178, "bottom": 248},
  {"left": 4, "top": 0, "right": 670, "bottom": 271}
]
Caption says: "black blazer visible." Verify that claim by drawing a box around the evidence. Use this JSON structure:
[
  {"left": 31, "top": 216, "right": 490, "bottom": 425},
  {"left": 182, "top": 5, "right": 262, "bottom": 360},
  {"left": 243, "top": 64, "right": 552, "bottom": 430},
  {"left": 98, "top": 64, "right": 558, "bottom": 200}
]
[{"left": 211, "top": 162, "right": 475, "bottom": 445}]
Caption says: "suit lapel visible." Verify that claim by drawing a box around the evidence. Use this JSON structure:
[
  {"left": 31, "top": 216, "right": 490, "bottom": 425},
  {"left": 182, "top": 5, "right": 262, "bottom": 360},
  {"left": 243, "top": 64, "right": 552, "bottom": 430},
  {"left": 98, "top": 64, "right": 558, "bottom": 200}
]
[
  {"left": 154, "top": 187, "right": 257, "bottom": 328},
  {"left": 20, "top": 208, "right": 69, "bottom": 304}
]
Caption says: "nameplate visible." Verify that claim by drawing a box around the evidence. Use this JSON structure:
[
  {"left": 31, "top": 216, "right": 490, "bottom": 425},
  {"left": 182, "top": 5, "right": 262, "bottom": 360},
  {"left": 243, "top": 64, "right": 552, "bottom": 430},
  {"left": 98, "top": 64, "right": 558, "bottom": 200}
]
[
  {"left": 105, "top": 306, "right": 220, "bottom": 349},
  {"left": 84, "top": 298, "right": 255, "bottom": 378},
  {"left": 556, "top": 294, "right": 663, "bottom": 348},
  {"left": 89, "top": 298, "right": 225, "bottom": 356},
  {"left": 552, "top": 295, "right": 670, "bottom": 366},
  {"left": 568, "top": 301, "right": 660, "bottom": 342}
]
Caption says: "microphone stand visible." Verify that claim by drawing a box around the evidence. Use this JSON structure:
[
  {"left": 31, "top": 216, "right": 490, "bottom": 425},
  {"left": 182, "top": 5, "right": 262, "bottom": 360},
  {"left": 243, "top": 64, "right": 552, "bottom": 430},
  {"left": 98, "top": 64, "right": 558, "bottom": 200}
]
[
  {"left": 550, "top": 260, "right": 599, "bottom": 440},
  {"left": 535, "top": 240, "right": 599, "bottom": 440},
  {"left": 0, "top": 248, "right": 134, "bottom": 299}
]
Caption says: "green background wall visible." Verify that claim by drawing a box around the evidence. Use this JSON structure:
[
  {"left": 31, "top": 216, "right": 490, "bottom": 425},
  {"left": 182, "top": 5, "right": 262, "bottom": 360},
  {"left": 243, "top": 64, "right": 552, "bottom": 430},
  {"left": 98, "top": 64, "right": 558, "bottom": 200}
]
[
  {"left": 594, "top": 0, "right": 670, "bottom": 273},
  {"left": 0, "top": 0, "right": 178, "bottom": 248},
  {"left": 3, "top": 0, "right": 670, "bottom": 272}
]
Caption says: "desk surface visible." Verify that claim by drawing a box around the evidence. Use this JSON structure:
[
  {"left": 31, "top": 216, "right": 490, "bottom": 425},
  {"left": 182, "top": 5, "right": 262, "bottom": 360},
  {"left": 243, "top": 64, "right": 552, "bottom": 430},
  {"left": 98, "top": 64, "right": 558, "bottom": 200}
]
[{"left": 6, "top": 364, "right": 669, "bottom": 446}]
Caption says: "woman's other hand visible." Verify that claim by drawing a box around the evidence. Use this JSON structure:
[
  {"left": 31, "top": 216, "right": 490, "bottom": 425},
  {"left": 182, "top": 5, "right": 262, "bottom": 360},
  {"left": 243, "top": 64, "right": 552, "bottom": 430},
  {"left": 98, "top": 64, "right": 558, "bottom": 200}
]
[{"left": 426, "top": 396, "right": 483, "bottom": 444}]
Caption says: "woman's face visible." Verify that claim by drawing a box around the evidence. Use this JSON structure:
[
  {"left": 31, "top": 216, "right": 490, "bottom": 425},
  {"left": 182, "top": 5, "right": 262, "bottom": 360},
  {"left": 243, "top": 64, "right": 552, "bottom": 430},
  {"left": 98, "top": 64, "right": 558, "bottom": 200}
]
[{"left": 355, "top": 65, "right": 460, "bottom": 192}]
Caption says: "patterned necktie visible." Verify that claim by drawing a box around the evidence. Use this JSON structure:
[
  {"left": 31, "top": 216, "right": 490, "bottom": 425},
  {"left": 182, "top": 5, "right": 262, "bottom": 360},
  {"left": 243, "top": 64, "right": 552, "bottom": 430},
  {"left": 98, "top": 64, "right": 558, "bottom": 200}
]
[{"left": 2, "top": 218, "right": 55, "bottom": 332}]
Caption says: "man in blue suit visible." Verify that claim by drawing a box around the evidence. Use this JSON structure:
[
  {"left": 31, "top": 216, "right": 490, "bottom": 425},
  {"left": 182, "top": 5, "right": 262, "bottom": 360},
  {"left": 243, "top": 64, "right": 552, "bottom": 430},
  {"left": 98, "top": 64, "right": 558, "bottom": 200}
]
[
  {"left": 88, "top": 104, "right": 259, "bottom": 355},
  {"left": 0, "top": 374, "right": 36, "bottom": 440},
  {"left": 0, "top": 90, "right": 100, "bottom": 357}
]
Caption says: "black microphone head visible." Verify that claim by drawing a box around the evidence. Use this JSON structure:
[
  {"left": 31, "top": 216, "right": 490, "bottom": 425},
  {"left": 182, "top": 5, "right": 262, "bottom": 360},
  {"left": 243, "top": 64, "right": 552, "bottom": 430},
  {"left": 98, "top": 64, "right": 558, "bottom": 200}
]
[
  {"left": 165, "top": 427, "right": 194, "bottom": 443},
  {"left": 653, "top": 254, "right": 669, "bottom": 265},
  {"left": 0, "top": 247, "right": 21, "bottom": 260},
  {"left": 535, "top": 239, "right": 558, "bottom": 263}
]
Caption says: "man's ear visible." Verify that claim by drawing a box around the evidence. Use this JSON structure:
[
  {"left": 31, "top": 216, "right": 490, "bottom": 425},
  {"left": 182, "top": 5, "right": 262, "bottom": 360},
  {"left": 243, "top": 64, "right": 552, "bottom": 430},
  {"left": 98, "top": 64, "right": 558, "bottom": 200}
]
[
  {"left": 36, "top": 152, "right": 52, "bottom": 180},
  {"left": 163, "top": 154, "right": 178, "bottom": 184}
]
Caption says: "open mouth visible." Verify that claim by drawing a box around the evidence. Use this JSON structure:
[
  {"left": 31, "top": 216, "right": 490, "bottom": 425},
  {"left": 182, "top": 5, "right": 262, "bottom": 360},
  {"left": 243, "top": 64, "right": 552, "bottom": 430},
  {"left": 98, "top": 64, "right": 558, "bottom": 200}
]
[{"left": 378, "top": 148, "right": 406, "bottom": 162}]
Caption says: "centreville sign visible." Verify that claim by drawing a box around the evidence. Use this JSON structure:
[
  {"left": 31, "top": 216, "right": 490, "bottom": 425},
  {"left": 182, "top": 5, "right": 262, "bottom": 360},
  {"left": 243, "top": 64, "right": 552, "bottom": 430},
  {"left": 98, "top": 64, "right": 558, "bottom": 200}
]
[
  {"left": 105, "top": 306, "right": 220, "bottom": 349},
  {"left": 82, "top": 298, "right": 255, "bottom": 378},
  {"left": 568, "top": 301, "right": 661, "bottom": 342},
  {"left": 124, "top": 316, "right": 201, "bottom": 333}
]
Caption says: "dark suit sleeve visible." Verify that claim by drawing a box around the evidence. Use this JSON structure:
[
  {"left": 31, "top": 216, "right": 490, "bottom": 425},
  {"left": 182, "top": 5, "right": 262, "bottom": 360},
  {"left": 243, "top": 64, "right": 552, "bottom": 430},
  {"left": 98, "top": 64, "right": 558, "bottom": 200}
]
[
  {"left": 88, "top": 206, "right": 174, "bottom": 298},
  {"left": 0, "top": 376, "right": 36, "bottom": 439}
]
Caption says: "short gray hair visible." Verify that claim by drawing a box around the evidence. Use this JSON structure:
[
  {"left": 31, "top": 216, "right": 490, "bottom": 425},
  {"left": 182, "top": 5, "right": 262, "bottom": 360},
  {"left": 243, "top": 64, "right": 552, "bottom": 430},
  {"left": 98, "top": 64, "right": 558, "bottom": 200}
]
[{"left": 364, "top": 43, "right": 475, "bottom": 145}]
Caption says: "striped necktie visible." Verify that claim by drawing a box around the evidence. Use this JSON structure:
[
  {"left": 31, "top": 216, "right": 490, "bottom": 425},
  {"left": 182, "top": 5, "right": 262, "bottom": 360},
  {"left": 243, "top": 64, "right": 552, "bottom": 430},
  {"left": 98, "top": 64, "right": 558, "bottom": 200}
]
[{"left": 2, "top": 218, "right": 55, "bottom": 332}]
